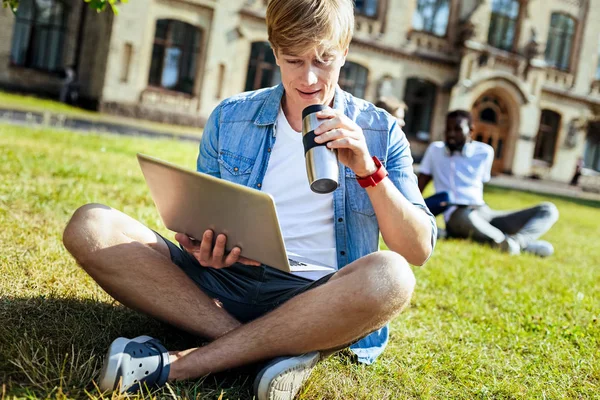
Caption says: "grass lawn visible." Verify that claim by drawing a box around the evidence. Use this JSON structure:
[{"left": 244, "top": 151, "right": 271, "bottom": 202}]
[{"left": 1, "top": 124, "right": 599, "bottom": 399}]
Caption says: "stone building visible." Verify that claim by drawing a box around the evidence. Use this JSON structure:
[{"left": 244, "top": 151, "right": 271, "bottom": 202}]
[{"left": 0, "top": 0, "right": 599, "bottom": 183}]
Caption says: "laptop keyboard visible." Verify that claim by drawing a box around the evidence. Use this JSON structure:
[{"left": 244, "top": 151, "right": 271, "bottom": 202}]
[{"left": 288, "top": 258, "right": 308, "bottom": 267}]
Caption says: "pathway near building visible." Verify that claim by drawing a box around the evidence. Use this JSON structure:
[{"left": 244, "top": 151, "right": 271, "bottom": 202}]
[
  {"left": 488, "top": 174, "right": 600, "bottom": 203},
  {"left": 0, "top": 107, "right": 202, "bottom": 143}
]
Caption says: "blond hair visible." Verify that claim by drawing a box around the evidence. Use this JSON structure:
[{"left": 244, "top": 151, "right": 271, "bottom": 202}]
[{"left": 266, "top": 0, "right": 354, "bottom": 57}]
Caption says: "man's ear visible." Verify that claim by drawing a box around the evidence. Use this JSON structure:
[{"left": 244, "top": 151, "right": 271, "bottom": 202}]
[{"left": 340, "top": 47, "right": 349, "bottom": 67}]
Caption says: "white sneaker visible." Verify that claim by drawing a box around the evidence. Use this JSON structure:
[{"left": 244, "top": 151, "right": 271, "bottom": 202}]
[
  {"left": 523, "top": 240, "right": 554, "bottom": 257},
  {"left": 253, "top": 352, "right": 320, "bottom": 400},
  {"left": 500, "top": 236, "right": 521, "bottom": 255}
]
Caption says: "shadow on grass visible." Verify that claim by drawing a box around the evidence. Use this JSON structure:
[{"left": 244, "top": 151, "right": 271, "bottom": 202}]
[
  {"left": 0, "top": 296, "right": 255, "bottom": 399},
  {"left": 485, "top": 185, "right": 600, "bottom": 209}
]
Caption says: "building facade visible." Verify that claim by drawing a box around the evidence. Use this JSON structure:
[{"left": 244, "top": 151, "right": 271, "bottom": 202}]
[{"left": 1, "top": 0, "right": 599, "bottom": 183}]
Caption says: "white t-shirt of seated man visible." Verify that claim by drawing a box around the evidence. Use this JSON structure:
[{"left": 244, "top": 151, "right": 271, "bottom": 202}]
[
  {"left": 261, "top": 107, "right": 338, "bottom": 280},
  {"left": 420, "top": 140, "right": 494, "bottom": 220}
]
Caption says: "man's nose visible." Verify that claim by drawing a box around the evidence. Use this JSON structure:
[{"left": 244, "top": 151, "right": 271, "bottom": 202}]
[{"left": 303, "top": 65, "right": 318, "bottom": 86}]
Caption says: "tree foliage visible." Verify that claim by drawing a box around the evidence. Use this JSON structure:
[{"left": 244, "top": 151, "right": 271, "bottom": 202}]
[{"left": 2, "top": 0, "right": 127, "bottom": 14}]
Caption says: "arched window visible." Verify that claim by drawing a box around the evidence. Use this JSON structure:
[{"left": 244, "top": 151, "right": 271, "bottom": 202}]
[
  {"left": 10, "top": 0, "right": 68, "bottom": 72},
  {"left": 355, "top": 0, "right": 378, "bottom": 17},
  {"left": 245, "top": 42, "right": 280, "bottom": 92},
  {"left": 534, "top": 110, "right": 561, "bottom": 164},
  {"left": 403, "top": 78, "right": 437, "bottom": 140},
  {"left": 488, "top": 0, "right": 520, "bottom": 51},
  {"left": 339, "top": 61, "right": 368, "bottom": 99},
  {"left": 545, "top": 13, "right": 576, "bottom": 71},
  {"left": 480, "top": 108, "right": 498, "bottom": 124},
  {"left": 148, "top": 19, "right": 202, "bottom": 94},
  {"left": 412, "top": 0, "right": 450, "bottom": 37}
]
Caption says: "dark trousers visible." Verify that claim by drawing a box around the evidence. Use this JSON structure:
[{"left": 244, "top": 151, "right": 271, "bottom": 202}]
[{"left": 446, "top": 202, "right": 559, "bottom": 248}]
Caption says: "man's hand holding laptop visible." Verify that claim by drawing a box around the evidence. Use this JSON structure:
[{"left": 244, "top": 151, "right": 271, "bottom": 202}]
[{"left": 175, "top": 230, "right": 261, "bottom": 268}]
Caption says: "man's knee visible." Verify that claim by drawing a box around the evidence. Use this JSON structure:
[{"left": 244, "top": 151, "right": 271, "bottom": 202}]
[
  {"left": 538, "top": 202, "right": 559, "bottom": 223},
  {"left": 63, "top": 203, "right": 114, "bottom": 260},
  {"left": 361, "top": 251, "right": 416, "bottom": 315}
]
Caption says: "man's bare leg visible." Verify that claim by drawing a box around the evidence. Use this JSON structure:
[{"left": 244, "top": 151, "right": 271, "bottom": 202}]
[
  {"left": 168, "top": 250, "right": 415, "bottom": 380},
  {"left": 62, "top": 203, "right": 240, "bottom": 339}
]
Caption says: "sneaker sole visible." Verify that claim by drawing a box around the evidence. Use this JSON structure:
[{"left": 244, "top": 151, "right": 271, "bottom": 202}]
[
  {"left": 256, "top": 352, "right": 320, "bottom": 400},
  {"left": 98, "top": 335, "right": 153, "bottom": 392}
]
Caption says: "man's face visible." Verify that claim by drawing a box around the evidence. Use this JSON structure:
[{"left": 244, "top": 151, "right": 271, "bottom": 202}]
[
  {"left": 395, "top": 108, "right": 406, "bottom": 128},
  {"left": 274, "top": 46, "right": 347, "bottom": 114},
  {"left": 445, "top": 116, "right": 471, "bottom": 152}
]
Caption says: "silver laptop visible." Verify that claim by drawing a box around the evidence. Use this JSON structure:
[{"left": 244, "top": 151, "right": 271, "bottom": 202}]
[{"left": 137, "top": 153, "right": 333, "bottom": 274}]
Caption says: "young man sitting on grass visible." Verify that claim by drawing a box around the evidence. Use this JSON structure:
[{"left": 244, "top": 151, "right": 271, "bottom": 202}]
[
  {"left": 418, "top": 110, "right": 559, "bottom": 256},
  {"left": 62, "top": 1, "right": 436, "bottom": 398}
]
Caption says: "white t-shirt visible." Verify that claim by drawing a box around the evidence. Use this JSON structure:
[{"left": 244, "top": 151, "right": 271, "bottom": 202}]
[
  {"left": 261, "top": 107, "right": 338, "bottom": 280},
  {"left": 420, "top": 141, "right": 494, "bottom": 220}
]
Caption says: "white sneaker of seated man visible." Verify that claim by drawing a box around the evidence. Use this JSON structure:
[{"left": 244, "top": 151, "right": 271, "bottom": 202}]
[
  {"left": 253, "top": 352, "right": 321, "bottom": 400},
  {"left": 501, "top": 236, "right": 554, "bottom": 257}
]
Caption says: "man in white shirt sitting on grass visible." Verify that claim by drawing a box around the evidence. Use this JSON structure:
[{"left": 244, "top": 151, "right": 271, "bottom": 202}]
[{"left": 418, "top": 110, "right": 559, "bottom": 256}]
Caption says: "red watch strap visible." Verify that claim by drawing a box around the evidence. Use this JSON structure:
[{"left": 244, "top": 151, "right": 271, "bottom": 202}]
[{"left": 356, "top": 156, "right": 388, "bottom": 188}]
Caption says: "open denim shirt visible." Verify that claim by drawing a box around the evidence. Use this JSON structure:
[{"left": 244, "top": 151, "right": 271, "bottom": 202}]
[{"left": 197, "top": 84, "right": 436, "bottom": 364}]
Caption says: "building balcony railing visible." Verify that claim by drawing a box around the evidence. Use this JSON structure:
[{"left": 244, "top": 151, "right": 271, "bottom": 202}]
[
  {"left": 543, "top": 68, "right": 575, "bottom": 91},
  {"left": 354, "top": 14, "right": 384, "bottom": 37},
  {"left": 407, "top": 30, "right": 452, "bottom": 54}
]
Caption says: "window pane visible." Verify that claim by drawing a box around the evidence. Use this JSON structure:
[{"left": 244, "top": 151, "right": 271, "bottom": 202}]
[
  {"left": 170, "top": 21, "right": 187, "bottom": 47},
  {"left": 161, "top": 47, "right": 181, "bottom": 89},
  {"left": 355, "top": 0, "right": 378, "bottom": 17},
  {"left": 496, "top": 139, "right": 504, "bottom": 159},
  {"left": 340, "top": 62, "right": 368, "bottom": 99},
  {"left": 149, "top": 19, "right": 201, "bottom": 93},
  {"left": 403, "top": 78, "right": 437, "bottom": 138},
  {"left": 10, "top": 21, "right": 31, "bottom": 65},
  {"left": 545, "top": 13, "right": 575, "bottom": 70},
  {"left": 10, "top": 0, "right": 66, "bottom": 71},
  {"left": 488, "top": 0, "right": 519, "bottom": 50},
  {"left": 413, "top": 0, "right": 449, "bottom": 36},
  {"left": 480, "top": 108, "right": 497, "bottom": 123},
  {"left": 155, "top": 20, "right": 168, "bottom": 41},
  {"left": 245, "top": 64, "right": 257, "bottom": 92},
  {"left": 534, "top": 110, "right": 560, "bottom": 164},
  {"left": 16, "top": 0, "right": 34, "bottom": 18},
  {"left": 245, "top": 42, "right": 279, "bottom": 91},
  {"left": 149, "top": 44, "right": 165, "bottom": 86}
]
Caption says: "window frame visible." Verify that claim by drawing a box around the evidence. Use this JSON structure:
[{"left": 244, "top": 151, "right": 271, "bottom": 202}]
[
  {"left": 354, "top": 0, "right": 380, "bottom": 19},
  {"left": 544, "top": 12, "right": 577, "bottom": 72},
  {"left": 487, "top": 0, "right": 521, "bottom": 52},
  {"left": 148, "top": 19, "right": 202, "bottom": 96},
  {"left": 534, "top": 109, "right": 561, "bottom": 165},
  {"left": 339, "top": 61, "right": 369, "bottom": 99},
  {"left": 244, "top": 41, "right": 280, "bottom": 92},
  {"left": 403, "top": 77, "right": 438, "bottom": 141},
  {"left": 9, "top": 0, "right": 69, "bottom": 73},
  {"left": 412, "top": 0, "right": 451, "bottom": 37}
]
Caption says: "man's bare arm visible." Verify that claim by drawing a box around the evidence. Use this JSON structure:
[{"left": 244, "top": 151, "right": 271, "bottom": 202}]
[{"left": 418, "top": 173, "right": 432, "bottom": 193}]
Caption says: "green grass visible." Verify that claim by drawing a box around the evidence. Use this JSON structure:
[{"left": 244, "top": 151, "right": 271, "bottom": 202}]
[
  {"left": 0, "top": 90, "right": 203, "bottom": 138},
  {"left": 1, "top": 124, "right": 599, "bottom": 399}
]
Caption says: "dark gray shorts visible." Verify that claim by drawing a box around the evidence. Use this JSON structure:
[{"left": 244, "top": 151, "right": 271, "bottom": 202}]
[{"left": 159, "top": 234, "right": 334, "bottom": 323}]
